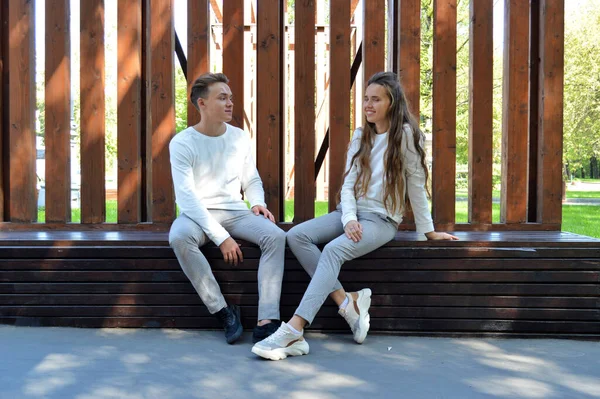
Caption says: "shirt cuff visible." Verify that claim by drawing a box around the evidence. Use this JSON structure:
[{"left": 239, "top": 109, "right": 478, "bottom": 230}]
[
  {"left": 341, "top": 212, "right": 358, "bottom": 227},
  {"left": 415, "top": 221, "right": 435, "bottom": 235}
]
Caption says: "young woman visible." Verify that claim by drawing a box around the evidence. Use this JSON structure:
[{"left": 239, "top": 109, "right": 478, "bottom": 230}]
[{"left": 252, "top": 71, "right": 458, "bottom": 360}]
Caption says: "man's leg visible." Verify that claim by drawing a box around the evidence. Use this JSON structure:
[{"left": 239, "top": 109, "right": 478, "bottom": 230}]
[
  {"left": 222, "top": 211, "right": 286, "bottom": 322},
  {"left": 169, "top": 214, "right": 227, "bottom": 313}
]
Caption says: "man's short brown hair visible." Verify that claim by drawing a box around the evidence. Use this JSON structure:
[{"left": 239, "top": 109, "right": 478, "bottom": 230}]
[{"left": 190, "top": 72, "right": 229, "bottom": 111}]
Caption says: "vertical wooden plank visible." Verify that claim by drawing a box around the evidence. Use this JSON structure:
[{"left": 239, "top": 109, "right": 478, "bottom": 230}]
[
  {"left": 363, "top": 0, "right": 385, "bottom": 83},
  {"left": 187, "top": 0, "right": 210, "bottom": 126},
  {"left": 528, "top": 0, "right": 540, "bottom": 222},
  {"left": 148, "top": 0, "right": 175, "bottom": 223},
  {"left": 8, "top": 0, "right": 36, "bottom": 222},
  {"left": 80, "top": 0, "right": 106, "bottom": 223},
  {"left": 468, "top": 0, "right": 493, "bottom": 224},
  {"left": 256, "top": 0, "right": 283, "bottom": 221},
  {"left": 294, "top": 0, "right": 316, "bottom": 222},
  {"left": 329, "top": 0, "right": 351, "bottom": 212},
  {"left": 223, "top": 0, "right": 244, "bottom": 129},
  {"left": 536, "top": 0, "right": 564, "bottom": 226},
  {"left": 397, "top": 0, "right": 421, "bottom": 226},
  {"left": 432, "top": 0, "right": 457, "bottom": 226},
  {"left": 501, "top": 0, "right": 529, "bottom": 224},
  {"left": 0, "top": 1, "right": 5, "bottom": 220},
  {"left": 45, "top": 0, "right": 71, "bottom": 223},
  {"left": 117, "top": 0, "right": 142, "bottom": 223}
]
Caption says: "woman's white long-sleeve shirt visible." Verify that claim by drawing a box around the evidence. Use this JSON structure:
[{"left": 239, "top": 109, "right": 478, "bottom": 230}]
[
  {"left": 340, "top": 126, "right": 434, "bottom": 234},
  {"left": 169, "top": 124, "right": 266, "bottom": 246}
]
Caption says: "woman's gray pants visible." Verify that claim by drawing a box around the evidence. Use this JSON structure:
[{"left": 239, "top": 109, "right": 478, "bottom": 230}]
[
  {"left": 169, "top": 210, "right": 286, "bottom": 321},
  {"left": 287, "top": 209, "right": 398, "bottom": 325}
]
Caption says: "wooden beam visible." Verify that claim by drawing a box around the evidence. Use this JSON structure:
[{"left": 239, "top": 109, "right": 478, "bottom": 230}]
[
  {"left": 187, "top": 0, "right": 210, "bottom": 126},
  {"left": 256, "top": 0, "right": 283, "bottom": 221},
  {"left": 363, "top": 0, "right": 385, "bottom": 83},
  {"left": 328, "top": 0, "right": 351, "bottom": 212},
  {"left": 45, "top": 0, "right": 71, "bottom": 223},
  {"left": 80, "top": 0, "right": 106, "bottom": 223},
  {"left": 147, "top": 0, "right": 176, "bottom": 223},
  {"left": 528, "top": 0, "right": 541, "bottom": 222},
  {"left": 432, "top": 0, "right": 457, "bottom": 226},
  {"left": 0, "top": 2, "right": 6, "bottom": 221},
  {"left": 117, "top": 0, "right": 142, "bottom": 223},
  {"left": 294, "top": 0, "right": 316, "bottom": 222},
  {"left": 468, "top": 0, "right": 493, "bottom": 224},
  {"left": 501, "top": 0, "right": 530, "bottom": 224},
  {"left": 9, "top": 0, "right": 36, "bottom": 222},
  {"left": 536, "top": 0, "right": 564, "bottom": 225},
  {"left": 223, "top": 0, "right": 244, "bottom": 129}
]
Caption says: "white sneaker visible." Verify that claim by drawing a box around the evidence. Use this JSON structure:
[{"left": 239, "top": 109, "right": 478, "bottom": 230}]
[
  {"left": 338, "top": 288, "right": 371, "bottom": 344},
  {"left": 251, "top": 322, "right": 310, "bottom": 361}
]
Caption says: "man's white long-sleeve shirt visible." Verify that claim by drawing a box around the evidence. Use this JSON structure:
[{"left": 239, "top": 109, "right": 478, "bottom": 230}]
[
  {"left": 169, "top": 124, "right": 266, "bottom": 246},
  {"left": 340, "top": 126, "right": 434, "bottom": 234}
]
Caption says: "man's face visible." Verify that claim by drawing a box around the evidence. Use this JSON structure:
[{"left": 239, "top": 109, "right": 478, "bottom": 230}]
[{"left": 198, "top": 82, "right": 233, "bottom": 123}]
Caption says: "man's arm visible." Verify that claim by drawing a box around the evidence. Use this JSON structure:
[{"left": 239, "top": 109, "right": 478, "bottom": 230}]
[
  {"left": 240, "top": 140, "right": 267, "bottom": 209},
  {"left": 170, "top": 140, "right": 231, "bottom": 246}
]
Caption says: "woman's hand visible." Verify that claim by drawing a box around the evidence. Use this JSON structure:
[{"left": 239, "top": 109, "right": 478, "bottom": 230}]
[
  {"left": 425, "top": 231, "right": 459, "bottom": 240},
  {"left": 344, "top": 220, "right": 363, "bottom": 243}
]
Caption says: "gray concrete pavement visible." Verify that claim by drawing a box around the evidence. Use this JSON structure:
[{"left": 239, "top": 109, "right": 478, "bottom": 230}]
[{"left": 1, "top": 326, "right": 599, "bottom": 399}]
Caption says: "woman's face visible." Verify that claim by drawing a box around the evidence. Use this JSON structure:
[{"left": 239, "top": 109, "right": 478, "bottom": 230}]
[{"left": 364, "top": 83, "right": 391, "bottom": 127}]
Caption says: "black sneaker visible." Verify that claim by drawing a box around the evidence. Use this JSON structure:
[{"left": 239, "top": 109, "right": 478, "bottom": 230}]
[
  {"left": 252, "top": 319, "right": 283, "bottom": 343},
  {"left": 214, "top": 305, "right": 243, "bottom": 344}
]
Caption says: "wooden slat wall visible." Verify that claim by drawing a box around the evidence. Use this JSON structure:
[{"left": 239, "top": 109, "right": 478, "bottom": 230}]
[
  {"left": 536, "top": 0, "right": 564, "bottom": 226},
  {"left": 147, "top": 0, "right": 175, "bottom": 223},
  {"left": 501, "top": 0, "right": 530, "bottom": 224},
  {"left": 256, "top": 0, "right": 283, "bottom": 221},
  {"left": 363, "top": 0, "right": 385, "bottom": 84},
  {"left": 187, "top": 0, "right": 210, "bottom": 126},
  {"left": 8, "top": 0, "right": 36, "bottom": 222},
  {"left": 468, "top": 0, "right": 493, "bottom": 225},
  {"left": 432, "top": 0, "right": 457, "bottom": 226},
  {"left": 45, "top": 0, "right": 71, "bottom": 223},
  {"left": 328, "top": 0, "right": 351, "bottom": 212},
  {"left": 0, "top": 2, "right": 4, "bottom": 220},
  {"left": 117, "top": 0, "right": 142, "bottom": 223},
  {"left": 223, "top": 0, "right": 244, "bottom": 129},
  {"left": 80, "top": 0, "right": 106, "bottom": 223},
  {"left": 294, "top": 1, "right": 316, "bottom": 222}
]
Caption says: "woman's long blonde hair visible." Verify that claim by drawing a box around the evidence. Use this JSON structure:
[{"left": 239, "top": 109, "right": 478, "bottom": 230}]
[{"left": 343, "top": 72, "right": 430, "bottom": 214}]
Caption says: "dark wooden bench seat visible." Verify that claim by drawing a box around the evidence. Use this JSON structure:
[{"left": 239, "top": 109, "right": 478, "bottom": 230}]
[{"left": 0, "top": 230, "right": 598, "bottom": 338}]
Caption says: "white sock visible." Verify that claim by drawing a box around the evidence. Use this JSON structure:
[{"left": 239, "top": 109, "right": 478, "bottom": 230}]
[
  {"left": 339, "top": 297, "right": 350, "bottom": 311},
  {"left": 286, "top": 323, "right": 303, "bottom": 336}
]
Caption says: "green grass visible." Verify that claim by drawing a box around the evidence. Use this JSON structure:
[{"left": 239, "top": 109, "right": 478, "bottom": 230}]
[
  {"left": 565, "top": 191, "right": 600, "bottom": 199},
  {"left": 36, "top": 198, "right": 599, "bottom": 239}
]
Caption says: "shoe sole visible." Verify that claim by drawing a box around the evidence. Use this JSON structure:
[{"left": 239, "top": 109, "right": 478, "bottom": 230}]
[
  {"left": 354, "top": 288, "right": 372, "bottom": 344},
  {"left": 226, "top": 306, "right": 244, "bottom": 344},
  {"left": 251, "top": 340, "right": 310, "bottom": 361}
]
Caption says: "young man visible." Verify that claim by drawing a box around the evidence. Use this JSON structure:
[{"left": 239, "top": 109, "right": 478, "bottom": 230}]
[{"left": 169, "top": 72, "right": 285, "bottom": 344}]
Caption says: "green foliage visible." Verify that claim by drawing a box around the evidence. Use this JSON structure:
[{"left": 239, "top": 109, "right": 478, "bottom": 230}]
[
  {"left": 563, "top": 1, "right": 600, "bottom": 172},
  {"left": 175, "top": 66, "right": 189, "bottom": 133}
]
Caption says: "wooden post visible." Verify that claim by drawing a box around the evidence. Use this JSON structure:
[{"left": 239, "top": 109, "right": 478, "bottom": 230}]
[
  {"left": 329, "top": 0, "right": 351, "bottom": 212},
  {"left": 9, "top": 0, "right": 36, "bottom": 222},
  {"left": 187, "top": 0, "right": 210, "bottom": 126},
  {"left": 223, "top": 0, "right": 244, "bottom": 129},
  {"left": 81, "top": 0, "right": 106, "bottom": 223},
  {"left": 468, "top": 0, "right": 493, "bottom": 225},
  {"left": 536, "top": 0, "right": 564, "bottom": 226},
  {"left": 363, "top": 0, "right": 385, "bottom": 84},
  {"left": 117, "top": 0, "right": 142, "bottom": 223},
  {"left": 294, "top": 0, "right": 316, "bottom": 222},
  {"left": 147, "top": 0, "right": 175, "bottom": 223},
  {"left": 501, "top": 0, "right": 530, "bottom": 224},
  {"left": 432, "top": 0, "right": 457, "bottom": 228},
  {"left": 528, "top": 0, "right": 540, "bottom": 222},
  {"left": 256, "top": 0, "right": 284, "bottom": 221}
]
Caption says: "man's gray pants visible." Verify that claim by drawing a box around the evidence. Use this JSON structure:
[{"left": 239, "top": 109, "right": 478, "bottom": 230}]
[{"left": 169, "top": 210, "right": 285, "bottom": 321}]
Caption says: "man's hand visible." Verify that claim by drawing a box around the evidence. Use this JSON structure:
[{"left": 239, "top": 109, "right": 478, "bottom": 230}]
[
  {"left": 251, "top": 205, "right": 275, "bottom": 223},
  {"left": 424, "top": 231, "right": 459, "bottom": 240},
  {"left": 219, "top": 237, "right": 244, "bottom": 265},
  {"left": 344, "top": 220, "right": 363, "bottom": 243}
]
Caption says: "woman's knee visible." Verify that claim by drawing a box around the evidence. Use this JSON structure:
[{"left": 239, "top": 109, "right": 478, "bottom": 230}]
[{"left": 286, "top": 224, "right": 311, "bottom": 249}]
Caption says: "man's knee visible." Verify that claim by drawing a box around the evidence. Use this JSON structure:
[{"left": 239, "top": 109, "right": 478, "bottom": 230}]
[
  {"left": 258, "top": 226, "right": 286, "bottom": 249},
  {"left": 169, "top": 228, "right": 196, "bottom": 250}
]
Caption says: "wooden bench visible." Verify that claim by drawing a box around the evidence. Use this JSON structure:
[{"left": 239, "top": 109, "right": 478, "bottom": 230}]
[{"left": 0, "top": 230, "right": 598, "bottom": 338}]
